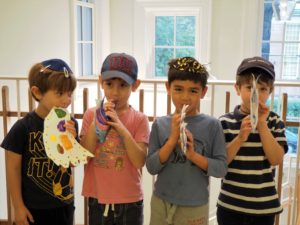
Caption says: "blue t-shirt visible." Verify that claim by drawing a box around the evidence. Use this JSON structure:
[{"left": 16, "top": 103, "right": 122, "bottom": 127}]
[{"left": 146, "top": 114, "right": 227, "bottom": 206}]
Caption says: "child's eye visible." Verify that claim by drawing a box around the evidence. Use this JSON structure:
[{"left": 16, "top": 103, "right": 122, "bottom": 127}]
[
  {"left": 56, "top": 91, "right": 64, "bottom": 96},
  {"left": 190, "top": 89, "right": 199, "bottom": 94},
  {"left": 104, "top": 81, "right": 112, "bottom": 87},
  {"left": 120, "top": 82, "right": 129, "bottom": 87},
  {"left": 174, "top": 87, "right": 182, "bottom": 92},
  {"left": 260, "top": 87, "right": 268, "bottom": 92}
]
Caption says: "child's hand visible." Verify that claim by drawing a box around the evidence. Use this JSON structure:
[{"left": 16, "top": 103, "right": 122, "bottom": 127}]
[
  {"left": 14, "top": 204, "right": 34, "bottom": 225},
  {"left": 104, "top": 100, "right": 128, "bottom": 136},
  {"left": 238, "top": 115, "right": 252, "bottom": 142},
  {"left": 169, "top": 113, "right": 181, "bottom": 145},
  {"left": 65, "top": 120, "right": 77, "bottom": 138},
  {"left": 257, "top": 102, "right": 270, "bottom": 124},
  {"left": 185, "top": 129, "right": 196, "bottom": 160},
  {"left": 103, "top": 100, "right": 116, "bottom": 115}
]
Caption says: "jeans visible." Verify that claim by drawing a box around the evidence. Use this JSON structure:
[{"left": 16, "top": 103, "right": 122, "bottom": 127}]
[
  {"left": 88, "top": 197, "right": 143, "bottom": 225},
  {"left": 217, "top": 207, "right": 275, "bottom": 225}
]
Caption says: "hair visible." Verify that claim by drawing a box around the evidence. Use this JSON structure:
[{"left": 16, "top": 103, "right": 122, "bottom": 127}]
[
  {"left": 167, "top": 57, "right": 209, "bottom": 88},
  {"left": 28, "top": 63, "right": 77, "bottom": 101},
  {"left": 236, "top": 68, "right": 274, "bottom": 92}
]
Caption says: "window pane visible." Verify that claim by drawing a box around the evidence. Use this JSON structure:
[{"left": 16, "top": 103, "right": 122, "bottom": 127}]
[
  {"left": 76, "top": 6, "right": 82, "bottom": 41},
  {"left": 282, "top": 55, "right": 299, "bottom": 80},
  {"left": 77, "top": 44, "right": 83, "bottom": 76},
  {"left": 269, "top": 42, "right": 283, "bottom": 56},
  {"left": 176, "top": 16, "right": 195, "bottom": 46},
  {"left": 175, "top": 48, "right": 195, "bottom": 58},
  {"left": 155, "top": 48, "right": 173, "bottom": 77},
  {"left": 155, "top": 16, "right": 174, "bottom": 46},
  {"left": 268, "top": 55, "right": 282, "bottom": 80},
  {"left": 82, "top": 7, "right": 93, "bottom": 41},
  {"left": 270, "top": 23, "right": 284, "bottom": 41},
  {"left": 285, "top": 23, "right": 300, "bottom": 41},
  {"left": 286, "top": 127, "right": 299, "bottom": 154},
  {"left": 82, "top": 43, "right": 93, "bottom": 75}
]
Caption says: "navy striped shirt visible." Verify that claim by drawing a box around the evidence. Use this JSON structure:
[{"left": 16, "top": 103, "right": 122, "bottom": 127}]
[{"left": 217, "top": 105, "right": 288, "bottom": 215}]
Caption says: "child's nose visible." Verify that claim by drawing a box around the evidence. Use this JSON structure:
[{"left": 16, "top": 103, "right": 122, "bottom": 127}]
[
  {"left": 63, "top": 94, "right": 72, "bottom": 106},
  {"left": 182, "top": 91, "right": 190, "bottom": 100},
  {"left": 111, "top": 86, "right": 120, "bottom": 96}
]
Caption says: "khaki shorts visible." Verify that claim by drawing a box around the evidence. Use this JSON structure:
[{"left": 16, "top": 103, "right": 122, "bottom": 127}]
[{"left": 149, "top": 194, "right": 208, "bottom": 225}]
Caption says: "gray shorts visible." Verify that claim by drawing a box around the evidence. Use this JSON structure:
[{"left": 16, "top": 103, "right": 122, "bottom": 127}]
[{"left": 149, "top": 194, "right": 208, "bottom": 225}]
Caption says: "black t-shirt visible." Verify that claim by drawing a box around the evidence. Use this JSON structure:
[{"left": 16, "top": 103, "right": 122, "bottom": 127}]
[{"left": 1, "top": 111, "right": 77, "bottom": 209}]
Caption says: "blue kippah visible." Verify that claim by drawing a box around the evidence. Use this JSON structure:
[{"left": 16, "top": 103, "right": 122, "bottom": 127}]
[{"left": 41, "top": 59, "right": 73, "bottom": 74}]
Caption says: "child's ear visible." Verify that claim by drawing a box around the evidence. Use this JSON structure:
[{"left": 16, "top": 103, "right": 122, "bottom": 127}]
[
  {"left": 98, "top": 76, "right": 103, "bottom": 88},
  {"left": 30, "top": 86, "right": 42, "bottom": 100},
  {"left": 131, "top": 80, "right": 141, "bottom": 91},
  {"left": 165, "top": 82, "right": 171, "bottom": 95},
  {"left": 234, "top": 84, "right": 241, "bottom": 96},
  {"left": 201, "top": 86, "right": 208, "bottom": 98}
]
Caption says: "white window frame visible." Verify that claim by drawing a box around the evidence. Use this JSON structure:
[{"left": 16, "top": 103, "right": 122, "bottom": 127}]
[
  {"left": 151, "top": 12, "right": 200, "bottom": 77},
  {"left": 133, "top": 0, "right": 211, "bottom": 79},
  {"left": 73, "top": 0, "right": 96, "bottom": 76}
]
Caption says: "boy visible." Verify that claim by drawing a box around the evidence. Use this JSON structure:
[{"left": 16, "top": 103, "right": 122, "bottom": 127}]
[
  {"left": 1, "top": 59, "right": 78, "bottom": 225},
  {"left": 80, "top": 53, "right": 150, "bottom": 225},
  {"left": 217, "top": 56, "right": 288, "bottom": 225},
  {"left": 146, "top": 57, "right": 227, "bottom": 225}
]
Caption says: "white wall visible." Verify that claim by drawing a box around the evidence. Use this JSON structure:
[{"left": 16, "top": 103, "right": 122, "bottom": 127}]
[
  {"left": 0, "top": 0, "right": 72, "bottom": 75},
  {"left": 0, "top": 0, "right": 265, "bottom": 224}
]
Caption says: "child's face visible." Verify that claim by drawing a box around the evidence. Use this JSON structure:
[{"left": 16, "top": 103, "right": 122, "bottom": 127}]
[
  {"left": 33, "top": 88, "right": 73, "bottom": 118},
  {"left": 235, "top": 81, "right": 271, "bottom": 114},
  {"left": 99, "top": 77, "right": 139, "bottom": 111},
  {"left": 166, "top": 80, "right": 207, "bottom": 116}
]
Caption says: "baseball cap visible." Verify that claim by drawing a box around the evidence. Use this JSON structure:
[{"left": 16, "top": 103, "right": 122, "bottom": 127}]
[
  {"left": 41, "top": 59, "right": 73, "bottom": 74},
  {"left": 101, "top": 53, "right": 138, "bottom": 84},
  {"left": 237, "top": 56, "right": 275, "bottom": 79}
]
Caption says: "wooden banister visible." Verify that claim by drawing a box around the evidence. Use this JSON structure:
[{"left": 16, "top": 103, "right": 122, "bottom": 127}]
[{"left": 2, "top": 86, "right": 14, "bottom": 225}]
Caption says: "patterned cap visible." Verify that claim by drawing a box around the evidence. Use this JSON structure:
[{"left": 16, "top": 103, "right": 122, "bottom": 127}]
[{"left": 101, "top": 53, "right": 138, "bottom": 84}]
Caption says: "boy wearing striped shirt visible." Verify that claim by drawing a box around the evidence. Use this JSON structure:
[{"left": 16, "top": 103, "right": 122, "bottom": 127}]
[{"left": 217, "top": 56, "right": 288, "bottom": 225}]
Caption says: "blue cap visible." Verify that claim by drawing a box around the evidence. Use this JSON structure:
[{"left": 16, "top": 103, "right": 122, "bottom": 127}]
[{"left": 41, "top": 59, "right": 73, "bottom": 74}]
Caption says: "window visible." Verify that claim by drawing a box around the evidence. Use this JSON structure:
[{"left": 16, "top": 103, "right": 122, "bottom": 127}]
[
  {"left": 155, "top": 15, "right": 197, "bottom": 77},
  {"left": 75, "top": 0, "right": 95, "bottom": 76},
  {"left": 262, "top": 0, "right": 300, "bottom": 81},
  {"left": 262, "top": 0, "right": 300, "bottom": 153}
]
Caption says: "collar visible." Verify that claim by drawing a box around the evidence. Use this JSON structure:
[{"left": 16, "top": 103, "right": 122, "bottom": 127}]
[{"left": 233, "top": 105, "right": 248, "bottom": 121}]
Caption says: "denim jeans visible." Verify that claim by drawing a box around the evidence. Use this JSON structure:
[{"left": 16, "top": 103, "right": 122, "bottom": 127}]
[
  {"left": 217, "top": 207, "right": 275, "bottom": 225},
  {"left": 88, "top": 197, "right": 143, "bottom": 225}
]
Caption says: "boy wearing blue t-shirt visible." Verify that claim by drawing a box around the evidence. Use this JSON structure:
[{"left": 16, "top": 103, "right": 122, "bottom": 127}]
[{"left": 146, "top": 57, "right": 227, "bottom": 225}]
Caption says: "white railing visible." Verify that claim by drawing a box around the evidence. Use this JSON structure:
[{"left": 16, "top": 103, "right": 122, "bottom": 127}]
[{"left": 0, "top": 76, "right": 300, "bottom": 225}]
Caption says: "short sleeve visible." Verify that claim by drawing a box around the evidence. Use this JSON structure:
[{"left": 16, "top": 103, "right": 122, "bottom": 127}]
[{"left": 80, "top": 108, "right": 95, "bottom": 138}]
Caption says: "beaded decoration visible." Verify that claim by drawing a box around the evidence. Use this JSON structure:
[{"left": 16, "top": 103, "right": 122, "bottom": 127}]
[{"left": 170, "top": 57, "right": 207, "bottom": 74}]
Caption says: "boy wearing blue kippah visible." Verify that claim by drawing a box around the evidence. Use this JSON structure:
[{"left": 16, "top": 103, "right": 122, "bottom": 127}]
[
  {"left": 217, "top": 56, "right": 288, "bottom": 225},
  {"left": 146, "top": 57, "right": 227, "bottom": 225},
  {"left": 1, "top": 59, "right": 78, "bottom": 225}
]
